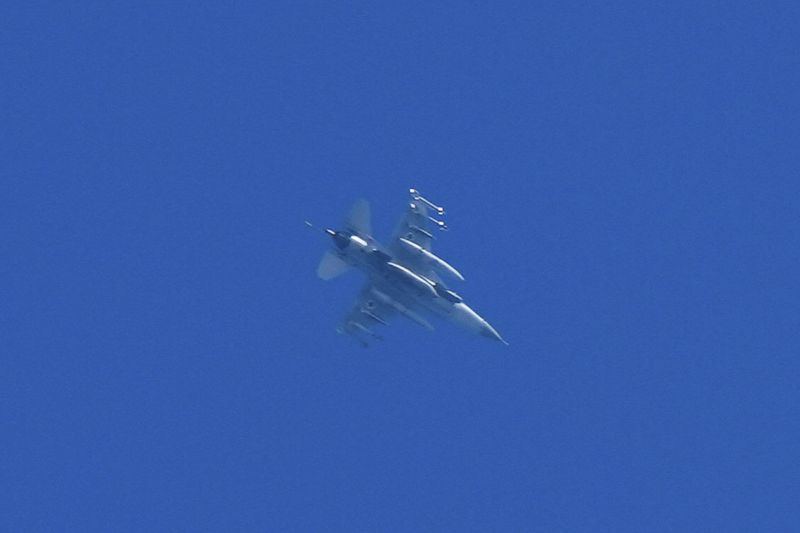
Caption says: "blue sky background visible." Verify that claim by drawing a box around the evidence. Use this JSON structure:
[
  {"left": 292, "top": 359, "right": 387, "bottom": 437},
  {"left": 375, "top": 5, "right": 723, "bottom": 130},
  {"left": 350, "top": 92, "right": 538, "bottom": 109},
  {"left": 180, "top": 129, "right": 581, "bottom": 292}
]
[{"left": 3, "top": 2, "right": 799, "bottom": 531}]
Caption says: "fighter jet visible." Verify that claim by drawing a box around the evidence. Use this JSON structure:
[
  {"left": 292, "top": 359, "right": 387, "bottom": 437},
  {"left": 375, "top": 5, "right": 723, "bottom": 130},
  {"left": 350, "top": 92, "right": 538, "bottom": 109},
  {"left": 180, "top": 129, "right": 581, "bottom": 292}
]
[{"left": 309, "top": 188, "right": 507, "bottom": 347}]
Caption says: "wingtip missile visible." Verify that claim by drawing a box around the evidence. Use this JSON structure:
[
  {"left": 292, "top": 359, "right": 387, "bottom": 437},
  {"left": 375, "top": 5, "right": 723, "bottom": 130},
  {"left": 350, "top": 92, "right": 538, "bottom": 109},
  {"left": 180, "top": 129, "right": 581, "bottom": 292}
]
[
  {"left": 410, "top": 188, "right": 446, "bottom": 216},
  {"left": 428, "top": 217, "right": 448, "bottom": 230}
]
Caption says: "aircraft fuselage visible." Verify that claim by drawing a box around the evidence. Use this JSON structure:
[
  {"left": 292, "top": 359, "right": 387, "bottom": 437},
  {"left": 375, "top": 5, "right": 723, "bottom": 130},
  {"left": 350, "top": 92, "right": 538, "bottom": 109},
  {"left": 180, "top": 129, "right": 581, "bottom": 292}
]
[{"left": 325, "top": 228, "right": 505, "bottom": 343}]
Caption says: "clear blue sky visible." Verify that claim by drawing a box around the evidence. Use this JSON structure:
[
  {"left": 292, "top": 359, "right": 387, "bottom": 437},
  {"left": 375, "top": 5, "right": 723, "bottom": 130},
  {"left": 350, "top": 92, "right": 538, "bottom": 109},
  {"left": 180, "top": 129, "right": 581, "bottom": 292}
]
[{"left": 3, "top": 2, "right": 798, "bottom": 531}]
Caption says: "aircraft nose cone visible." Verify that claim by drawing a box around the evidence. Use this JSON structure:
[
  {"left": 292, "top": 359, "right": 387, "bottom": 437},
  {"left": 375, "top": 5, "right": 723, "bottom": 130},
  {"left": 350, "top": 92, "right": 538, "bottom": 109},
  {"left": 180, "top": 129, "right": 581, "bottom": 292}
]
[{"left": 480, "top": 322, "right": 508, "bottom": 345}]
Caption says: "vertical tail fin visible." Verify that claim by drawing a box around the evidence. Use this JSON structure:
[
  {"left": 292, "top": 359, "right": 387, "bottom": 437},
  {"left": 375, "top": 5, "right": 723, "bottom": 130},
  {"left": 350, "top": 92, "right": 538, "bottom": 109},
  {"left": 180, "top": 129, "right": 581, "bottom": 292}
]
[{"left": 344, "top": 199, "right": 372, "bottom": 236}]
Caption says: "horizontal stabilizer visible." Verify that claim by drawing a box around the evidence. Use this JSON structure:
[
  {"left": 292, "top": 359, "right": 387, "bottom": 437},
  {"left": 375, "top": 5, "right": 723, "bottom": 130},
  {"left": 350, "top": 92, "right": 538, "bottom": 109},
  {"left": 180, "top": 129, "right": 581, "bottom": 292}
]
[{"left": 317, "top": 251, "right": 351, "bottom": 280}]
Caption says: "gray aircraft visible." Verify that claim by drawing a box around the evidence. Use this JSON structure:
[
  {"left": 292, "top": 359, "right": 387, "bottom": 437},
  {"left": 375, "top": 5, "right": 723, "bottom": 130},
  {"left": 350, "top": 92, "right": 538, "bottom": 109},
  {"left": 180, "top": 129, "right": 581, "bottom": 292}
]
[{"left": 309, "top": 188, "right": 507, "bottom": 346}]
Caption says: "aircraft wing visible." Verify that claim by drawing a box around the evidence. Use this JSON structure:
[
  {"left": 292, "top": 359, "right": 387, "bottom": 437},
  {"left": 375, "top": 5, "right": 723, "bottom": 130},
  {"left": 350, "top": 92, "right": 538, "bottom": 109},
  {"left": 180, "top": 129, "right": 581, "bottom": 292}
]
[
  {"left": 337, "top": 283, "right": 397, "bottom": 345},
  {"left": 389, "top": 190, "right": 463, "bottom": 281},
  {"left": 389, "top": 190, "right": 444, "bottom": 279},
  {"left": 390, "top": 198, "right": 436, "bottom": 254}
]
